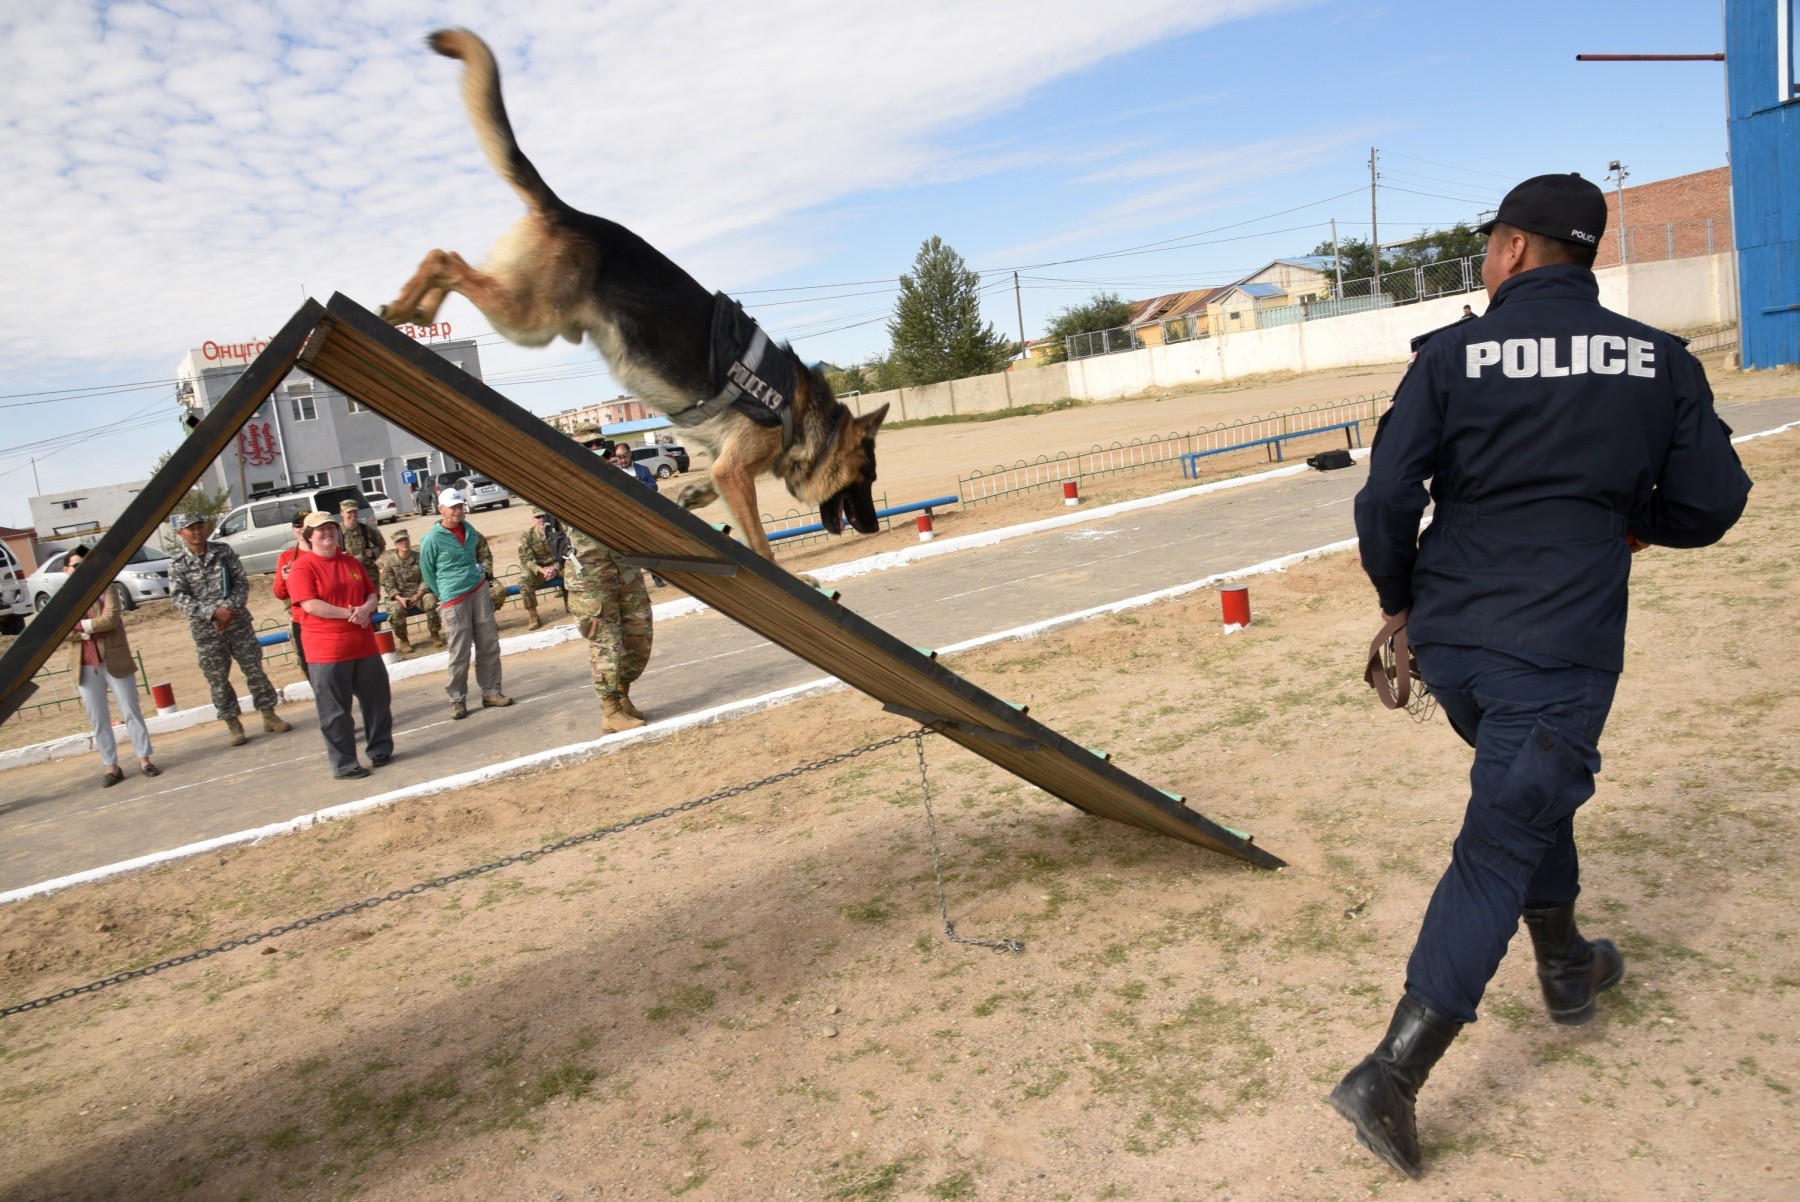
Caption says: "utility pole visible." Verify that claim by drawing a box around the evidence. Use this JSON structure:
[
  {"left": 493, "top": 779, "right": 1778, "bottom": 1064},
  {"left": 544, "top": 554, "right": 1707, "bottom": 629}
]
[
  {"left": 1330, "top": 218, "right": 1344, "bottom": 294},
  {"left": 1369, "top": 147, "right": 1381, "bottom": 302},
  {"left": 1606, "top": 160, "right": 1630, "bottom": 264},
  {"left": 1013, "top": 272, "right": 1027, "bottom": 362},
  {"left": 30, "top": 457, "right": 40, "bottom": 496}
]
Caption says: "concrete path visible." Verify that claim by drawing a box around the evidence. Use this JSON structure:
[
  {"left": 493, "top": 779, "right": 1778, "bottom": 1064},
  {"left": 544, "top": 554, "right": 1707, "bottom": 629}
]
[{"left": 3, "top": 395, "right": 1795, "bottom": 894}]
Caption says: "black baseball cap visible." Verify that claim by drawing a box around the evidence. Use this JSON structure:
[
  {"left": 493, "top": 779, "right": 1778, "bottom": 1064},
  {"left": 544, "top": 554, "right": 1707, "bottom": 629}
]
[{"left": 1476, "top": 173, "right": 1607, "bottom": 249}]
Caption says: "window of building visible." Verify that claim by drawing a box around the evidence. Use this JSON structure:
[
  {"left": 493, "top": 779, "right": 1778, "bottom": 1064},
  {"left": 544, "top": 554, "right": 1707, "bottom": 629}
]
[
  {"left": 290, "top": 394, "right": 317, "bottom": 422},
  {"left": 347, "top": 399, "right": 369, "bottom": 414},
  {"left": 57, "top": 499, "right": 83, "bottom": 510},
  {"left": 405, "top": 456, "right": 429, "bottom": 472},
  {"left": 1789, "top": 0, "right": 1799, "bottom": 100},
  {"left": 299, "top": 471, "right": 329, "bottom": 488},
  {"left": 358, "top": 462, "right": 386, "bottom": 491}
]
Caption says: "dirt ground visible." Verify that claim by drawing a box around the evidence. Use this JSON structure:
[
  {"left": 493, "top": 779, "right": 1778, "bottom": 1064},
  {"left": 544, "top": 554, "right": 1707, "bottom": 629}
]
[{"left": 0, "top": 431, "right": 1792, "bottom": 1200}]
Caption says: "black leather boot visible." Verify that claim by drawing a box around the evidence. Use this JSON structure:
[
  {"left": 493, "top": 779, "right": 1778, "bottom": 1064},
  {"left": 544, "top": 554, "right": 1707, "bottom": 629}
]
[
  {"left": 1330, "top": 994, "right": 1462, "bottom": 1178},
  {"left": 1521, "top": 903, "right": 1624, "bottom": 1026}
]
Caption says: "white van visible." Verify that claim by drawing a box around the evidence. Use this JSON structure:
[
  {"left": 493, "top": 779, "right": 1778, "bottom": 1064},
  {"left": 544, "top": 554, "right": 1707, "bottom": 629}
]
[
  {"left": 0, "top": 541, "right": 29, "bottom": 635},
  {"left": 211, "top": 485, "right": 369, "bottom": 574}
]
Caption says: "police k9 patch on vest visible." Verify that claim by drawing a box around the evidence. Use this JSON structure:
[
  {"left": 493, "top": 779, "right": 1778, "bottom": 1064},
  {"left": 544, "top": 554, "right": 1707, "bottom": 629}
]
[{"left": 709, "top": 293, "right": 798, "bottom": 432}]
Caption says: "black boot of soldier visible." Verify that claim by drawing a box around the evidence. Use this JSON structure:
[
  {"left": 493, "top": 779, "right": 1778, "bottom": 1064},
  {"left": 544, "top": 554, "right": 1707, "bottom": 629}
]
[
  {"left": 1521, "top": 903, "right": 1624, "bottom": 1026},
  {"left": 1330, "top": 994, "right": 1462, "bottom": 1179}
]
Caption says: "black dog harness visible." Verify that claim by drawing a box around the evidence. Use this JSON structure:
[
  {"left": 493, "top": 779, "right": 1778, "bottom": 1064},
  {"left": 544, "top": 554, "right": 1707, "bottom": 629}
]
[{"left": 668, "top": 293, "right": 799, "bottom": 449}]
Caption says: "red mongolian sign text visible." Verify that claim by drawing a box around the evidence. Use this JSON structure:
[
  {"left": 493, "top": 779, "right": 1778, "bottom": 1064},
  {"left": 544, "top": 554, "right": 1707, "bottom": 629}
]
[{"left": 201, "top": 323, "right": 452, "bottom": 363}]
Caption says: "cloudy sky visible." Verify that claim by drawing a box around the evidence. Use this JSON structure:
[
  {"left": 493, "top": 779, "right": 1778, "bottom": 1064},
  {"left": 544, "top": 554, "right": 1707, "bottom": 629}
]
[{"left": 0, "top": 0, "right": 1731, "bottom": 524}]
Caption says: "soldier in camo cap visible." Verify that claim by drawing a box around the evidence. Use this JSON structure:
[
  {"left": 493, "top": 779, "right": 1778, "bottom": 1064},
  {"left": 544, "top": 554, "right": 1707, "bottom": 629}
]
[
  {"left": 338, "top": 497, "right": 386, "bottom": 580},
  {"left": 167, "top": 511, "right": 292, "bottom": 746}
]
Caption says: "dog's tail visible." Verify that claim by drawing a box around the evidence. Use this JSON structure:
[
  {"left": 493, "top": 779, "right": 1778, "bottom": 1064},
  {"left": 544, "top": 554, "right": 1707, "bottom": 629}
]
[{"left": 428, "top": 29, "right": 563, "bottom": 214}]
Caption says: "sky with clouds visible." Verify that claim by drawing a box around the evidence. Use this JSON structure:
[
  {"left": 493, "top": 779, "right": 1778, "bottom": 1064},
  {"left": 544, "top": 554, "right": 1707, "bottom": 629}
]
[{"left": 0, "top": 0, "right": 1734, "bottom": 525}]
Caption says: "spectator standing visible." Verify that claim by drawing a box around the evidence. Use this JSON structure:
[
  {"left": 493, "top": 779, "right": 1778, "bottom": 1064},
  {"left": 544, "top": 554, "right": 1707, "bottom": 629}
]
[
  {"left": 286, "top": 512, "right": 394, "bottom": 779},
  {"left": 168, "top": 512, "right": 292, "bottom": 746},
  {"left": 377, "top": 529, "right": 444, "bottom": 653},
  {"left": 419, "top": 488, "right": 511, "bottom": 720},
  {"left": 338, "top": 497, "right": 386, "bottom": 580},
  {"left": 610, "top": 442, "right": 667, "bottom": 588},
  {"left": 515, "top": 507, "right": 566, "bottom": 631},
  {"left": 270, "top": 509, "right": 312, "bottom": 673},
  {"left": 60, "top": 546, "right": 158, "bottom": 787}
]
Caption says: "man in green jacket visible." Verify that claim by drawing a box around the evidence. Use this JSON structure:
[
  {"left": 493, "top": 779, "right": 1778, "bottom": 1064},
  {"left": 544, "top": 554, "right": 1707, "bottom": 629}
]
[{"left": 418, "top": 488, "right": 511, "bottom": 720}]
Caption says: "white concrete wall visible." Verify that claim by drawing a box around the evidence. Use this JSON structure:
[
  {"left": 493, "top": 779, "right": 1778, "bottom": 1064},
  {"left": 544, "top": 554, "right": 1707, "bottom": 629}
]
[{"left": 1064, "top": 252, "right": 1737, "bottom": 401}]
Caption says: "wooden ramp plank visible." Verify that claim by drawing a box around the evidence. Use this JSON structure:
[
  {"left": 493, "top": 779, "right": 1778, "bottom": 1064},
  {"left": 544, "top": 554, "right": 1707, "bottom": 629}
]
[
  {"left": 301, "top": 295, "right": 1284, "bottom": 869},
  {"left": 0, "top": 302, "right": 325, "bottom": 727}
]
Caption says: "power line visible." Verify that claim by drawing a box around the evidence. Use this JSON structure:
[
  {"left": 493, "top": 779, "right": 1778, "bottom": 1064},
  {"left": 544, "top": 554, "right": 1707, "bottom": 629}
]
[{"left": 1382, "top": 151, "right": 1518, "bottom": 181}]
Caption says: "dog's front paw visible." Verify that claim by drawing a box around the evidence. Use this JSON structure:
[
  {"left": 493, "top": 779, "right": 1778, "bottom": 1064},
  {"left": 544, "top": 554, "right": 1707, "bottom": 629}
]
[{"left": 675, "top": 482, "right": 718, "bottom": 511}]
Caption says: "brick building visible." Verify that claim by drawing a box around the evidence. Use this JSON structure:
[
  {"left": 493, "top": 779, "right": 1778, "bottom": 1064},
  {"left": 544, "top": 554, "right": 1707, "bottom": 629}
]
[{"left": 1591, "top": 165, "right": 1732, "bottom": 269}]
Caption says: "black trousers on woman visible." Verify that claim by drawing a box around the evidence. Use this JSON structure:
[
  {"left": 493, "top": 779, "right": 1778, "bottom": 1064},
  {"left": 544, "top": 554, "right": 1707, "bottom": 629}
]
[{"left": 306, "top": 655, "right": 394, "bottom": 777}]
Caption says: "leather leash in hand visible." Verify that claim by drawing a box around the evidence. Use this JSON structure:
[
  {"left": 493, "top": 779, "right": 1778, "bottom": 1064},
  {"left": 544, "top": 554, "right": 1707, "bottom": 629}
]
[{"left": 1364, "top": 608, "right": 1418, "bottom": 710}]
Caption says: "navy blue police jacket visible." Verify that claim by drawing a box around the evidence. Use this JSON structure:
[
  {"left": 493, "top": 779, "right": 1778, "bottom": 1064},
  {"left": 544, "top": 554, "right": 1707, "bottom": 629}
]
[{"left": 1354, "top": 264, "right": 1752, "bottom": 673}]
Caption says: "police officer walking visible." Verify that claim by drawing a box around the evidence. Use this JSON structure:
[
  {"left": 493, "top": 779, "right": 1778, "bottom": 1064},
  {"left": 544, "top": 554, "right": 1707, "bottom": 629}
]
[
  {"left": 168, "top": 511, "right": 294, "bottom": 746},
  {"left": 1334, "top": 173, "right": 1752, "bottom": 1178}
]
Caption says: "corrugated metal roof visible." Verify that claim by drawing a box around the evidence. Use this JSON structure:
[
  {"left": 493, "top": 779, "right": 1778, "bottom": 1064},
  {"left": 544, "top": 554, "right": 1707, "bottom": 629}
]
[
  {"left": 1127, "top": 286, "right": 1229, "bottom": 324},
  {"left": 602, "top": 416, "right": 674, "bottom": 436},
  {"left": 1234, "top": 282, "right": 1287, "bottom": 299}
]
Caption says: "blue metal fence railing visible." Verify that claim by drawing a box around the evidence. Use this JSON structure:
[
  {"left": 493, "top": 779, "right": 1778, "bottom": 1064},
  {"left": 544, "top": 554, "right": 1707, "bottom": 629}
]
[
  {"left": 17, "top": 651, "right": 152, "bottom": 718},
  {"left": 768, "top": 496, "right": 958, "bottom": 543},
  {"left": 957, "top": 393, "right": 1392, "bottom": 506}
]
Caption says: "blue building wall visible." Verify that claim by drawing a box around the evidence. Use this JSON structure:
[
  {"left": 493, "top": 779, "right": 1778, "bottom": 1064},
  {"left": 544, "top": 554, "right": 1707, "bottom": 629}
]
[{"left": 1726, "top": 0, "right": 1800, "bottom": 367}]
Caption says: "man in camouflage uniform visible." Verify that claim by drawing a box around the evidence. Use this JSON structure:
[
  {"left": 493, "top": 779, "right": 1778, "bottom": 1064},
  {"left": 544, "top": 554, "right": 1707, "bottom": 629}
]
[
  {"left": 168, "top": 512, "right": 293, "bottom": 746},
  {"left": 567, "top": 423, "right": 654, "bottom": 732},
  {"left": 376, "top": 528, "right": 443, "bottom": 652},
  {"left": 515, "top": 507, "right": 566, "bottom": 631},
  {"left": 338, "top": 497, "right": 386, "bottom": 580}
]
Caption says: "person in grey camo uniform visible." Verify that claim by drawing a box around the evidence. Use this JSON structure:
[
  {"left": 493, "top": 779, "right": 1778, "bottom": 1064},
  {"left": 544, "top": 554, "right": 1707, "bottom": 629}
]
[{"left": 168, "top": 511, "right": 293, "bottom": 746}]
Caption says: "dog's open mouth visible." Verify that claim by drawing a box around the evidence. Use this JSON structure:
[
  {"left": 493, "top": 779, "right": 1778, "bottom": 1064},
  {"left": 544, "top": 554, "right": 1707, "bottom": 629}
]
[{"left": 821, "top": 483, "right": 881, "bottom": 536}]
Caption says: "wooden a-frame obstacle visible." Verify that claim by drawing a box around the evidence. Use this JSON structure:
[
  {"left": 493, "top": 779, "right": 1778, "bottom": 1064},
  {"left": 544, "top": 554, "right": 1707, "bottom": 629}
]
[{"left": 0, "top": 295, "right": 1285, "bottom": 870}]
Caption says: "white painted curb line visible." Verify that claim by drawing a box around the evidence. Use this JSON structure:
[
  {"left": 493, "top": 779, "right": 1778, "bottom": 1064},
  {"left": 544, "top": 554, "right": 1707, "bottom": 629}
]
[{"left": 1, "top": 529, "right": 1367, "bottom": 904}]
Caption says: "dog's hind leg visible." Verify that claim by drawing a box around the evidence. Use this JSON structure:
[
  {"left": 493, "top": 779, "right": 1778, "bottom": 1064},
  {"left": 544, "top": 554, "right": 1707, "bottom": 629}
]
[{"left": 379, "top": 249, "right": 542, "bottom": 335}]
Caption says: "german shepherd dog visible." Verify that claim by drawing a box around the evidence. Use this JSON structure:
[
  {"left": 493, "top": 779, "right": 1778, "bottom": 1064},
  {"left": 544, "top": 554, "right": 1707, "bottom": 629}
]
[{"left": 379, "top": 29, "right": 888, "bottom": 561}]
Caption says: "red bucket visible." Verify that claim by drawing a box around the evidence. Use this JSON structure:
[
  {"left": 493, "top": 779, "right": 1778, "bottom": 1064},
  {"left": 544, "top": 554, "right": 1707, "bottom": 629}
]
[{"left": 1220, "top": 585, "right": 1251, "bottom": 631}]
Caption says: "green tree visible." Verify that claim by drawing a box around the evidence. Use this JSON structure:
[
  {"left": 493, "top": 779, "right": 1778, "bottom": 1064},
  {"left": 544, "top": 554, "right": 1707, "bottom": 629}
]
[
  {"left": 1038, "top": 292, "right": 1137, "bottom": 363},
  {"left": 1310, "top": 222, "right": 1487, "bottom": 294},
  {"left": 885, "top": 237, "right": 1011, "bottom": 386}
]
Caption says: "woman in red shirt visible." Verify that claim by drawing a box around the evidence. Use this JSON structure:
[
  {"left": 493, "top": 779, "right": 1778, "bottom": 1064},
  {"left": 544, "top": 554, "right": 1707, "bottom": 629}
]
[
  {"left": 286, "top": 511, "right": 394, "bottom": 779},
  {"left": 270, "top": 508, "right": 312, "bottom": 672}
]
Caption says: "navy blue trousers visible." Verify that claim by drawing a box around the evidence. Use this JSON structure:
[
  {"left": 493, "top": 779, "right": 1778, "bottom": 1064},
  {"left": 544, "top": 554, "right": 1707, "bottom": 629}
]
[{"left": 1404, "top": 644, "right": 1619, "bottom": 1024}]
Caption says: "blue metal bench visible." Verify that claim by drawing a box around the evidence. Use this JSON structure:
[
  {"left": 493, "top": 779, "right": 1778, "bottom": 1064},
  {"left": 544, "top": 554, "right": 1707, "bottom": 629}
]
[{"left": 1179, "top": 421, "right": 1363, "bottom": 479}]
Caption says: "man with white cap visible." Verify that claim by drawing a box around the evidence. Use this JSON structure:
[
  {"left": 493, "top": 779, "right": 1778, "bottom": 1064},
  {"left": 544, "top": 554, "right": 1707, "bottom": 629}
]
[{"left": 418, "top": 487, "right": 510, "bottom": 720}]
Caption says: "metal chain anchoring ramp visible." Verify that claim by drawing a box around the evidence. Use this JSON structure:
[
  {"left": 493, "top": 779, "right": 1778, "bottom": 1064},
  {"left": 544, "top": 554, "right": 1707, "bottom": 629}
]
[{"left": 0, "top": 294, "right": 1284, "bottom": 872}]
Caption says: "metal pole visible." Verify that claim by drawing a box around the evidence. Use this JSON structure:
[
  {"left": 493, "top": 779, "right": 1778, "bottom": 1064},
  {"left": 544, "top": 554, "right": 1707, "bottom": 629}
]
[
  {"left": 1369, "top": 148, "right": 1381, "bottom": 303},
  {"left": 1331, "top": 218, "right": 1343, "bottom": 294},
  {"left": 1013, "top": 272, "right": 1027, "bottom": 362},
  {"left": 30, "top": 457, "right": 40, "bottom": 495},
  {"left": 1607, "top": 160, "right": 1630, "bottom": 265}
]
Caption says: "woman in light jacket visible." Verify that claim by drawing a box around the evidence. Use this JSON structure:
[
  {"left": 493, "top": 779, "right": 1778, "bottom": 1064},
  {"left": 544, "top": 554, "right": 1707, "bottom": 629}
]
[{"left": 61, "top": 545, "right": 159, "bottom": 787}]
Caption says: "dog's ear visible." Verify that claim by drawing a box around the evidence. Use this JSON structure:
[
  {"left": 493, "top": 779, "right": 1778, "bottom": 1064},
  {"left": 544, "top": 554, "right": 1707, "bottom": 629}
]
[{"left": 856, "top": 404, "right": 889, "bottom": 437}]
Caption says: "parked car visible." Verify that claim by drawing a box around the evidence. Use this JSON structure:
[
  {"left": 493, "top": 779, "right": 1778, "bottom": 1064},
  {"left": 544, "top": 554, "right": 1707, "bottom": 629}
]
[
  {"left": 0, "top": 541, "right": 29, "bottom": 635},
  {"left": 25, "top": 543, "right": 170, "bottom": 613},
  {"left": 658, "top": 444, "right": 690, "bottom": 473},
  {"left": 435, "top": 470, "right": 511, "bottom": 511},
  {"left": 363, "top": 491, "right": 400, "bottom": 524},
  {"left": 630, "top": 446, "right": 682, "bottom": 479},
  {"left": 212, "top": 484, "right": 368, "bottom": 574}
]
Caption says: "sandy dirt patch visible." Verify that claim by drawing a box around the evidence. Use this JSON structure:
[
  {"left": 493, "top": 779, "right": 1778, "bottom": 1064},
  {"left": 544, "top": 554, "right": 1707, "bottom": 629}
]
[{"left": 0, "top": 433, "right": 1793, "bottom": 1200}]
